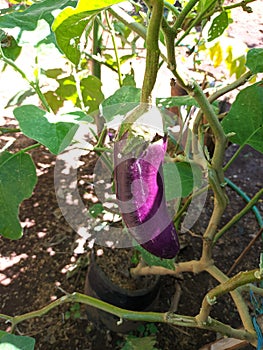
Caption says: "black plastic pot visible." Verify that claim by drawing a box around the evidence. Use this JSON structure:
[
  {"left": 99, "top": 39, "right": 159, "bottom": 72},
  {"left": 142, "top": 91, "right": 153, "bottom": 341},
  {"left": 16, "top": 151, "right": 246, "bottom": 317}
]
[{"left": 84, "top": 253, "right": 161, "bottom": 333}]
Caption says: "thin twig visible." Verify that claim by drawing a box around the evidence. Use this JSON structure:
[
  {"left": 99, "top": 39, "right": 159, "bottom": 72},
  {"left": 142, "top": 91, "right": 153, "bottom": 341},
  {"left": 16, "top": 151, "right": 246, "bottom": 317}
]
[{"left": 227, "top": 227, "right": 263, "bottom": 276}]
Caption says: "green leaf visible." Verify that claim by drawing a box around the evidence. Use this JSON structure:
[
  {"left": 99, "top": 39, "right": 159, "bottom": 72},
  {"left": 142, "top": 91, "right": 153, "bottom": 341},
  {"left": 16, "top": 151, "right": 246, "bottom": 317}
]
[
  {"left": 0, "top": 32, "right": 21, "bottom": 61},
  {"left": 13, "top": 105, "right": 79, "bottom": 154},
  {"left": 0, "top": 0, "right": 74, "bottom": 31},
  {"left": 135, "top": 244, "right": 175, "bottom": 270},
  {"left": 208, "top": 11, "right": 229, "bottom": 42},
  {"left": 163, "top": 162, "right": 202, "bottom": 200},
  {"left": 101, "top": 86, "right": 141, "bottom": 122},
  {"left": 5, "top": 89, "right": 35, "bottom": 108},
  {"left": 46, "top": 75, "right": 104, "bottom": 113},
  {"left": 80, "top": 76, "right": 104, "bottom": 113},
  {"left": 0, "top": 332, "right": 6, "bottom": 340},
  {"left": 0, "top": 333, "right": 35, "bottom": 350},
  {"left": 0, "top": 152, "right": 37, "bottom": 239},
  {"left": 42, "top": 68, "right": 65, "bottom": 79},
  {"left": 221, "top": 83, "right": 263, "bottom": 153},
  {"left": 53, "top": 0, "right": 123, "bottom": 64},
  {"left": 246, "top": 48, "right": 263, "bottom": 74},
  {"left": 156, "top": 96, "right": 199, "bottom": 109},
  {"left": 121, "top": 335, "right": 157, "bottom": 350},
  {"left": 89, "top": 203, "right": 104, "bottom": 218}
]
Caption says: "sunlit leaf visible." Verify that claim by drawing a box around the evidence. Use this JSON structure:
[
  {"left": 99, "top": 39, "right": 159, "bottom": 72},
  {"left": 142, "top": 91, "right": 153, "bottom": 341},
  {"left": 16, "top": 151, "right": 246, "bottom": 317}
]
[
  {"left": 53, "top": 0, "right": 123, "bottom": 64},
  {"left": 0, "top": 152, "right": 37, "bottom": 240},
  {"left": 208, "top": 11, "right": 228, "bottom": 42},
  {"left": 13, "top": 105, "right": 80, "bottom": 154},
  {"left": 0, "top": 0, "right": 74, "bottom": 31}
]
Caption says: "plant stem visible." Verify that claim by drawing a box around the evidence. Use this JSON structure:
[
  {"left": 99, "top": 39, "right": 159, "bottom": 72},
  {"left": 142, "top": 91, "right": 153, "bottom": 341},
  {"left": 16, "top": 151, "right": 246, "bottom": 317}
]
[
  {"left": 191, "top": 82, "right": 228, "bottom": 262},
  {"left": 174, "top": 184, "right": 209, "bottom": 223},
  {"left": 141, "top": 0, "right": 164, "bottom": 103},
  {"left": 206, "top": 265, "right": 256, "bottom": 335},
  {"left": 20, "top": 143, "right": 41, "bottom": 153},
  {"left": 0, "top": 292, "right": 256, "bottom": 343},
  {"left": 109, "top": 6, "right": 146, "bottom": 40},
  {"left": 224, "top": 0, "right": 256, "bottom": 10},
  {"left": 223, "top": 126, "right": 262, "bottom": 172},
  {"left": 161, "top": 20, "right": 188, "bottom": 89},
  {"left": 131, "top": 259, "right": 204, "bottom": 276},
  {"left": 109, "top": 5, "right": 168, "bottom": 63},
  {"left": 105, "top": 10, "right": 123, "bottom": 87},
  {"left": 213, "top": 188, "right": 263, "bottom": 244},
  {"left": 175, "top": 0, "right": 217, "bottom": 46},
  {"left": 208, "top": 71, "right": 252, "bottom": 104},
  {"left": 0, "top": 48, "right": 50, "bottom": 112},
  {"left": 197, "top": 268, "right": 262, "bottom": 330},
  {"left": 0, "top": 127, "right": 20, "bottom": 134},
  {"left": 164, "top": 0, "right": 180, "bottom": 16},
  {"left": 92, "top": 15, "right": 102, "bottom": 79},
  {"left": 227, "top": 227, "right": 263, "bottom": 276},
  {"left": 173, "top": 0, "right": 199, "bottom": 32}
]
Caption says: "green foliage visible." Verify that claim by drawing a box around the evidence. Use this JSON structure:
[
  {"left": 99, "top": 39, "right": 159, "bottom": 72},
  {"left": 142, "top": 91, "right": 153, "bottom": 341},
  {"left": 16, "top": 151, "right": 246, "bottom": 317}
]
[
  {"left": 156, "top": 95, "right": 199, "bottom": 109},
  {"left": 13, "top": 105, "right": 80, "bottom": 154},
  {"left": 0, "top": 152, "right": 37, "bottom": 239},
  {"left": 207, "top": 11, "right": 229, "bottom": 42},
  {"left": 0, "top": 332, "right": 35, "bottom": 350},
  {"left": 0, "top": 30, "right": 21, "bottom": 61},
  {"left": 120, "top": 335, "right": 158, "bottom": 350},
  {"left": 89, "top": 203, "right": 104, "bottom": 218},
  {"left": 135, "top": 244, "right": 176, "bottom": 271},
  {"left": 137, "top": 323, "right": 158, "bottom": 336},
  {"left": 52, "top": 0, "right": 123, "bottom": 65},
  {"left": 222, "top": 84, "right": 263, "bottom": 153},
  {"left": 0, "top": 0, "right": 74, "bottom": 31},
  {"left": 163, "top": 162, "right": 202, "bottom": 200},
  {"left": 101, "top": 86, "right": 141, "bottom": 122},
  {"left": 44, "top": 73, "right": 104, "bottom": 113},
  {"left": 246, "top": 48, "right": 263, "bottom": 74},
  {"left": 65, "top": 303, "right": 81, "bottom": 320}
]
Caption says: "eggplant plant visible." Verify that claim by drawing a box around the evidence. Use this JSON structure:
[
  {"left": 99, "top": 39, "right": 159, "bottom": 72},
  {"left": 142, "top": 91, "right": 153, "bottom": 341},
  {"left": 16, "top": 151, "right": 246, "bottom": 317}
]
[{"left": 0, "top": 0, "right": 263, "bottom": 349}]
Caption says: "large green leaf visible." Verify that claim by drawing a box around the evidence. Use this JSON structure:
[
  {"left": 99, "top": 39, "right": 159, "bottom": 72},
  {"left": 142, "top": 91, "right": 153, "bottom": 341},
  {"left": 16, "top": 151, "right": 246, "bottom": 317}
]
[
  {"left": 0, "top": 0, "right": 75, "bottom": 31},
  {"left": 0, "top": 152, "right": 37, "bottom": 240},
  {"left": 101, "top": 86, "right": 141, "bottom": 122},
  {"left": 221, "top": 84, "right": 263, "bottom": 153},
  {"left": 13, "top": 105, "right": 81, "bottom": 154},
  {"left": 0, "top": 332, "right": 35, "bottom": 350},
  {"left": 163, "top": 162, "right": 202, "bottom": 200},
  {"left": 246, "top": 48, "right": 263, "bottom": 74},
  {"left": 53, "top": 0, "right": 123, "bottom": 64}
]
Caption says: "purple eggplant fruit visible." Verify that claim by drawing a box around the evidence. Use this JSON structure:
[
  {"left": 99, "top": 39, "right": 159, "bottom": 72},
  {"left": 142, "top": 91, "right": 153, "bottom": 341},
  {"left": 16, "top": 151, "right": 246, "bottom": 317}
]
[{"left": 114, "top": 132, "right": 179, "bottom": 259}]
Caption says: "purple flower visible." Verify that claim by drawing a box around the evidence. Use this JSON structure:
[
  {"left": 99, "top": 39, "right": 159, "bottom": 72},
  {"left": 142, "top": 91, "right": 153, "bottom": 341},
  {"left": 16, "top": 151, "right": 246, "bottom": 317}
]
[{"left": 114, "top": 133, "right": 179, "bottom": 259}]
